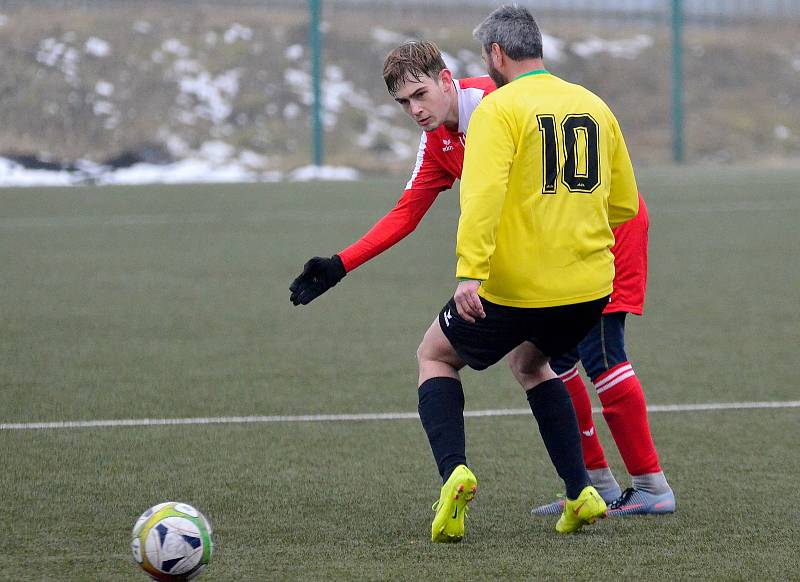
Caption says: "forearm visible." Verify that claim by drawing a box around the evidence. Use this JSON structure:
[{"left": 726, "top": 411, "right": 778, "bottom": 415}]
[{"left": 337, "top": 187, "right": 439, "bottom": 272}]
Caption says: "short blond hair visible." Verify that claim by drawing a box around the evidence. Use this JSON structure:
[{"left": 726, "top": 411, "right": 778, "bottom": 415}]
[{"left": 382, "top": 41, "right": 447, "bottom": 94}]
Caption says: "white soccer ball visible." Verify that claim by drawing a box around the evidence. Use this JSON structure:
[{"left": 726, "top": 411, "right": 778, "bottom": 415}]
[{"left": 131, "top": 502, "right": 213, "bottom": 581}]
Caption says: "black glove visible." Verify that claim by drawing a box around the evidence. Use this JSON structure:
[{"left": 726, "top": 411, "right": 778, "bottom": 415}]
[{"left": 289, "top": 255, "right": 347, "bottom": 305}]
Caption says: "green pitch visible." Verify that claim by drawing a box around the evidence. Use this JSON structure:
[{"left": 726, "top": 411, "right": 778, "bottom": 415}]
[{"left": 1, "top": 167, "right": 798, "bottom": 580}]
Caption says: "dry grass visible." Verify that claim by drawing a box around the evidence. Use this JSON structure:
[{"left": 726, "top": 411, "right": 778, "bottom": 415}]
[{"left": 0, "top": 3, "right": 798, "bottom": 170}]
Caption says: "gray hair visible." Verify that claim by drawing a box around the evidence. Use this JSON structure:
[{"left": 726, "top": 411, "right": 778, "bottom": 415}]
[{"left": 473, "top": 4, "right": 543, "bottom": 61}]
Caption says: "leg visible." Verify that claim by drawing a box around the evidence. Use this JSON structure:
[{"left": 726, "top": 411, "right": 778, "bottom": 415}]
[
  {"left": 550, "top": 347, "right": 614, "bottom": 480},
  {"left": 581, "top": 312, "right": 675, "bottom": 513},
  {"left": 417, "top": 317, "right": 476, "bottom": 542},
  {"left": 416, "top": 317, "right": 468, "bottom": 482},
  {"left": 527, "top": 345, "right": 621, "bottom": 516},
  {"left": 507, "top": 342, "right": 591, "bottom": 501}
]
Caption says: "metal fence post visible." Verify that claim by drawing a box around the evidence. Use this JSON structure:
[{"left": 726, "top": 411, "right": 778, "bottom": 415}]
[
  {"left": 671, "top": 0, "right": 684, "bottom": 163},
  {"left": 310, "top": 0, "right": 323, "bottom": 167}
]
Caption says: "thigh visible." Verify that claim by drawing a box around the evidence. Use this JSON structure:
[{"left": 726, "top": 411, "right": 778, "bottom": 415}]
[
  {"left": 577, "top": 311, "right": 628, "bottom": 381},
  {"left": 550, "top": 346, "right": 580, "bottom": 376},
  {"left": 418, "top": 316, "right": 465, "bottom": 368},
  {"left": 438, "top": 297, "right": 528, "bottom": 371}
]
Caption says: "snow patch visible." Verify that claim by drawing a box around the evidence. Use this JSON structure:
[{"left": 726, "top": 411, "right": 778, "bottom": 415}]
[
  {"left": 95, "top": 80, "right": 114, "bottom": 97},
  {"left": 84, "top": 37, "right": 111, "bottom": 57},
  {"left": 285, "top": 44, "right": 303, "bottom": 61},
  {"left": 177, "top": 69, "right": 241, "bottom": 124},
  {"left": 224, "top": 23, "right": 253, "bottom": 44},
  {"left": 542, "top": 33, "right": 566, "bottom": 63},
  {"left": 289, "top": 165, "right": 360, "bottom": 181},
  {"left": 97, "top": 159, "right": 259, "bottom": 185},
  {"left": 371, "top": 27, "right": 406, "bottom": 45},
  {"left": 572, "top": 35, "right": 653, "bottom": 60},
  {"left": 0, "top": 158, "right": 74, "bottom": 187},
  {"left": 162, "top": 38, "right": 190, "bottom": 57},
  {"left": 133, "top": 20, "right": 151, "bottom": 34},
  {"left": 0, "top": 14, "right": 8, "bottom": 27},
  {"left": 774, "top": 125, "right": 791, "bottom": 140},
  {"left": 284, "top": 65, "right": 373, "bottom": 128},
  {"left": 37, "top": 38, "right": 66, "bottom": 67}
]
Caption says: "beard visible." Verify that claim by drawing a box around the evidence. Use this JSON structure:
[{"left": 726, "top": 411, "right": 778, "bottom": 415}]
[{"left": 487, "top": 62, "right": 508, "bottom": 88}]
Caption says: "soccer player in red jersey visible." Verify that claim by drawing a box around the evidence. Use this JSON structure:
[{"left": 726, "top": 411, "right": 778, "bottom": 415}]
[
  {"left": 288, "top": 42, "right": 494, "bottom": 288},
  {"left": 529, "top": 193, "right": 676, "bottom": 517},
  {"left": 290, "top": 39, "right": 673, "bottom": 517}
]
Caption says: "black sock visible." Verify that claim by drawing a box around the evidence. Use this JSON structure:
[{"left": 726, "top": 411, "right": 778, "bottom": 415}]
[
  {"left": 418, "top": 377, "right": 466, "bottom": 483},
  {"left": 527, "top": 378, "right": 591, "bottom": 499}
]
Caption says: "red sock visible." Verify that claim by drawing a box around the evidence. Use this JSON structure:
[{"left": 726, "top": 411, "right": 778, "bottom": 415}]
[
  {"left": 595, "top": 362, "right": 661, "bottom": 476},
  {"left": 561, "top": 367, "right": 608, "bottom": 470}
]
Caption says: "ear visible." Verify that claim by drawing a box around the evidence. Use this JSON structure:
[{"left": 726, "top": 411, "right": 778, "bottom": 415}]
[
  {"left": 490, "top": 42, "right": 504, "bottom": 68},
  {"left": 438, "top": 68, "right": 454, "bottom": 87}
]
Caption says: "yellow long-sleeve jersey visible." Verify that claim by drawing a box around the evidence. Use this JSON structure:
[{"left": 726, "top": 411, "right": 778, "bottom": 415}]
[{"left": 457, "top": 70, "right": 639, "bottom": 308}]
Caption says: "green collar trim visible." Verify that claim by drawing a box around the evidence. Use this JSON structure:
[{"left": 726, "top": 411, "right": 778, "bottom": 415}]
[{"left": 514, "top": 69, "right": 550, "bottom": 81}]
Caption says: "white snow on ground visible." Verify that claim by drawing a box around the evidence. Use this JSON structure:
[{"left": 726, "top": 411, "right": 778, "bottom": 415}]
[
  {"left": 177, "top": 69, "right": 241, "bottom": 124},
  {"left": 289, "top": 165, "right": 360, "bottom": 181},
  {"left": 0, "top": 14, "right": 8, "bottom": 27},
  {"left": 0, "top": 157, "right": 360, "bottom": 186},
  {"left": 571, "top": 34, "right": 653, "bottom": 59},
  {"left": 9, "top": 29, "right": 662, "bottom": 188},
  {"left": 36, "top": 38, "right": 68, "bottom": 67},
  {"left": 371, "top": 27, "right": 406, "bottom": 45},
  {"left": 774, "top": 125, "right": 791, "bottom": 140},
  {"left": 96, "top": 159, "right": 259, "bottom": 185},
  {"left": 0, "top": 159, "right": 74, "bottom": 187},
  {"left": 285, "top": 44, "right": 303, "bottom": 61},
  {"left": 284, "top": 65, "right": 373, "bottom": 128},
  {"left": 95, "top": 80, "right": 114, "bottom": 97},
  {"left": 84, "top": 37, "right": 111, "bottom": 57},
  {"left": 224, "top": 23, "right": 253, "bottom": 44},
  {"left": 133, "top": 20, "right": 151, "bottom": 34},
  {"left": 542, "top": 33, "right": 566, "bottom": 62},
  {"left": 162, "top": 38, "right": 190, "bottom": 57}
]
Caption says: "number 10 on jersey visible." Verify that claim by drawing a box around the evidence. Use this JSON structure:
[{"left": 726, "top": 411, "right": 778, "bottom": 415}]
[{"left": 537, "top": 114, "right": 600, "bottom": 194}]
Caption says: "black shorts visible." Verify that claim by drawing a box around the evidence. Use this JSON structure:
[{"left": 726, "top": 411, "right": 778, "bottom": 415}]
[{"left": 438, "top": 295, "right": 609, "bottom": 371}]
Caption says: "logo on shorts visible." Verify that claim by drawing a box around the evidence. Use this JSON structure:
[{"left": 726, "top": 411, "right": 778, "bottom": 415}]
[
  {"left": 443, "top": 309, "right": 452, "bottom": 327},
  {"left": 582, "top": 427, "right": 595, "bottom": 438}
]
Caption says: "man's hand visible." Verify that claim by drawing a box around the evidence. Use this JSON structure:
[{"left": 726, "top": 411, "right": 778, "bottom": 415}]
[
  {"left": 453, "top": 279, "right": 485, "bottom": 323},
  {"left": 289, "top": 255, "right": 347, "bottom": 305}
]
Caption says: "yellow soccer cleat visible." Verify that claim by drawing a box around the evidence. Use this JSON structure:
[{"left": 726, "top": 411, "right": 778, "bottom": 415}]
[
  {"left": 430, "top": 465, "right": 477, "bottom": 543},
  {"left": 555, "top": 485, "right": 608, "bottom": 534}
]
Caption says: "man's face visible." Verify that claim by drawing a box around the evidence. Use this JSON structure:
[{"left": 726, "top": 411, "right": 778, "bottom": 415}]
[
  {"left": 391, "top": 72, "right": 451, "bottom": 132},
  {"left": 482, "top": 46, "right": 507, "bottom": 88}
]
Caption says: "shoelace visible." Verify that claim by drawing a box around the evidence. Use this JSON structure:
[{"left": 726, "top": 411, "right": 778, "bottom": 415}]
[{"left": 607, "top": 487, "right": 636, "bottom": 510}]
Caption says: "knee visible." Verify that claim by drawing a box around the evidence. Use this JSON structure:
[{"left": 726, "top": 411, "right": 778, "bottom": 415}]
[
  {"left": 507, "top": 351, "right": 524, "bottom": 381},
  {"left": 508, "top": 349, "right": 541, "bottom": 386},
  {"left": 416, "top": 329, "right": 439, "bottom": 368},
  {"left": 415, "top": 339, "right": 428, "bottom": 366}
]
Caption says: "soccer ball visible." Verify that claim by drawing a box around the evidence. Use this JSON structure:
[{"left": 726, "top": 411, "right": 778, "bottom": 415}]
[{"left": 131, "top": 502, "right": 213, "bottom": 581}]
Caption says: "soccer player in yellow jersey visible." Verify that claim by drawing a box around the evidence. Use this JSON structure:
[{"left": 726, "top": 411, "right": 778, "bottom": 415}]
[{"left": 417, "top": 4, "right": 639, "bottom": 540}]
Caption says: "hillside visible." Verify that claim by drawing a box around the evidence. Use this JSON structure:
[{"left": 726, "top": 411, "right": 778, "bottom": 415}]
[{"left": 1, "top": 1, "right": 798, "bottom": 178}]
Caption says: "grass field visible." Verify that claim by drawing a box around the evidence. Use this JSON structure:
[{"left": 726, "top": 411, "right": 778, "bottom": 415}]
[{"left": 1, "top": 166, "right": 799, "bottom": 580}]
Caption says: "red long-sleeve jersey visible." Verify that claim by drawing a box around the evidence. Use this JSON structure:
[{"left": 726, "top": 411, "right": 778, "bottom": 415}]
[
  {"left": 336, "top": 75, "right": 648, "bottom": 316},
  {"left": 337, "top": 76, "right": 495, "bottom": 271}
]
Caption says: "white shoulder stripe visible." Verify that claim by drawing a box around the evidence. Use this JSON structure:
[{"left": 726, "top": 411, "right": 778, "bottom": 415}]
[
  {"left": 405, "top": 132, "right": 428, "bottom": 190},
  {"left": 457, "top": 86, "right": 489, "bottom": 134}
]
